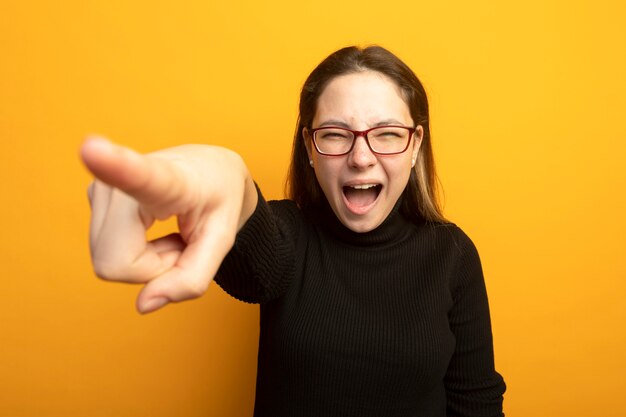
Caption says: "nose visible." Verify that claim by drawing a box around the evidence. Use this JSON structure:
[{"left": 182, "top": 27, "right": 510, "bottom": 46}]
[{"left": 347, "top": 134, "right": 377, "bottom": 168}]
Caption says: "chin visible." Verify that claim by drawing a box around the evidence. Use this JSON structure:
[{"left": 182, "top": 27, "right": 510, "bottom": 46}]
[{"left": 339, "top": 213, "right": 384, "bottom": 233}]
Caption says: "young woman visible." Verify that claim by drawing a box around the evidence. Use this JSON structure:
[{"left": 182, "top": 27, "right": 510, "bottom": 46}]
[{"left": 81, "top": 46, "right": 506, "bottom": 417}]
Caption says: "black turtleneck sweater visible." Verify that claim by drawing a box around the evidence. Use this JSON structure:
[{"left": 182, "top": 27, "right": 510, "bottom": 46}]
[{"left": 216, "top": 190, "right": 506, "bottom": 417}]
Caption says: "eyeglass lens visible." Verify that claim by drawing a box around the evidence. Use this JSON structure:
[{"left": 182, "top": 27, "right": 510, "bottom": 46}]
[{"left": 314, "top": 126, "right": 411, "bottom": 155}]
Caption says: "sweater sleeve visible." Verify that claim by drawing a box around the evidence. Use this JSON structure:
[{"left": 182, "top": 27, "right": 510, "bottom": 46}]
[
  {"left": 445, "top": 228, "right": 506, "bottom": 417},
  {"left": 214, "top": 186, "right": 299, "bottom": 304}
]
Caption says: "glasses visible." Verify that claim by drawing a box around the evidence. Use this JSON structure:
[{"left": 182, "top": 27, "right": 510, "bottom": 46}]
[{"left": 310, "top": 125, "right": 416, "bottom": 156}]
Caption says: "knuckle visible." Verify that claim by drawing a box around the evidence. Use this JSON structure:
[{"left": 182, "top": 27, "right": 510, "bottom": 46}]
[
  {"left": 179, "top": 278, "right": 209, "bottom": 299},
  {"left": 92, "top": 258, "right": 126, "bottom": 281}
]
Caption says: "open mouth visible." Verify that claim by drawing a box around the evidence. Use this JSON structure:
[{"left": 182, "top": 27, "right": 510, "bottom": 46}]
[{"left": 343, "top": 184, "right": 382, "bottom": 209}]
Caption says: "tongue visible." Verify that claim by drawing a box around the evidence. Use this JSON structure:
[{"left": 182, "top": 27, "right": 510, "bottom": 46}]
[{"left": 344, "top": 187, "right": 378, "bottom": 207}]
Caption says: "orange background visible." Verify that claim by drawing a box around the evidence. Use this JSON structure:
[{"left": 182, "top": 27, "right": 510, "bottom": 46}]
[{"left": 1, "top": 1, "right": 625, "bottom": 416}]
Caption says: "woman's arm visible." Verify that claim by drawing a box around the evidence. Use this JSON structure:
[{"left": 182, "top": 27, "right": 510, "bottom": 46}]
[
  {"left": 80, "top": 136, "right": 258, "bottom": 314},
  {"left": 444, "top": 229, "right": 506, "bottom": 417},
  {"left": 215, "top": 192, "right": 300, "bottom": 304}
]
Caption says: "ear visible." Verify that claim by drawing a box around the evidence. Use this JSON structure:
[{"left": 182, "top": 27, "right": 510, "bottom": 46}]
[{"left": 411, "top": 125, "right": 424, "bottom": 166}]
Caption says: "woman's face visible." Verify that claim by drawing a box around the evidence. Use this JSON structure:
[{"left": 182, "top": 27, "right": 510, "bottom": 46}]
[{"left": 305, "top": 71, "right": 423, "bottom": 233}]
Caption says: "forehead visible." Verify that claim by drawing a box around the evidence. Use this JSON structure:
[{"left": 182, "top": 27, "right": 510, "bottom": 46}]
[{"left": 314, "top": 71, "right": 412, "bottom": 126}]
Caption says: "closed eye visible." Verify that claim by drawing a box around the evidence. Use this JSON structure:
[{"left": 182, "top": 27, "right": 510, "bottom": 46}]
[{"left": 320, "top": 131, "right": 351, "bottom": 140}]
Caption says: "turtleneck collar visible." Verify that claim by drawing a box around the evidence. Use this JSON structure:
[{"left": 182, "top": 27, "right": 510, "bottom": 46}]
[{"left": 310, "top": 196, "right": 414, "bottom": 247}]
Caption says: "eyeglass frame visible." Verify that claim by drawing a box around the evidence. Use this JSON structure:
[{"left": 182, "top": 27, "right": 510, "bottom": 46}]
[{"left": 308, "top": 125, "right": 417, "bottom": 156}]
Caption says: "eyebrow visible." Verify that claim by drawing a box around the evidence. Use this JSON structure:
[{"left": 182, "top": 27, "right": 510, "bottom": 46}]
[{"left": 317, "top": 119, "right": 406, "bottom": 128}]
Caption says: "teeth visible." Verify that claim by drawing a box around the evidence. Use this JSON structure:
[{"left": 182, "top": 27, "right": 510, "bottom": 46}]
[{"left": 351, "top": 184, "right": 377, "bottom": 190}]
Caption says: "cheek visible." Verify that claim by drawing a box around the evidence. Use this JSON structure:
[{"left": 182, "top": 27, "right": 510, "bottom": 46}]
[
  {"left": 386, "top": 159, "right": 413, "bottom": 189},
  {"left": 313, "top": 159, "right": 345, "bottom": 197},
  {"left": 312, "top": 160, "right": 335, "bottom": 189}
]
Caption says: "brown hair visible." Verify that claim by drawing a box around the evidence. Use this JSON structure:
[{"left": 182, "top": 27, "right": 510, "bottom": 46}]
[{"left": 285, "top": 45, "right": 446, "bottom": 223}]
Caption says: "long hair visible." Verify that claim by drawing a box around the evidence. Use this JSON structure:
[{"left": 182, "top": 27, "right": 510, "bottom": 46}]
[{"left": 285, "top": 45, "right": 446, "bottom": 223}]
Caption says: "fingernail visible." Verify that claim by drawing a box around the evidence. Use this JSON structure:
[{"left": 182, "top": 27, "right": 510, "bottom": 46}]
[{"left": 139, "top": 297, "right": 168, "bottom": 314}]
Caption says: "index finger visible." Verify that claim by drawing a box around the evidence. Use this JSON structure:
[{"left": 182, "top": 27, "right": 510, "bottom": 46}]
[{"left": 80, "top": 136, "right": 187, "bottom": 207}]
